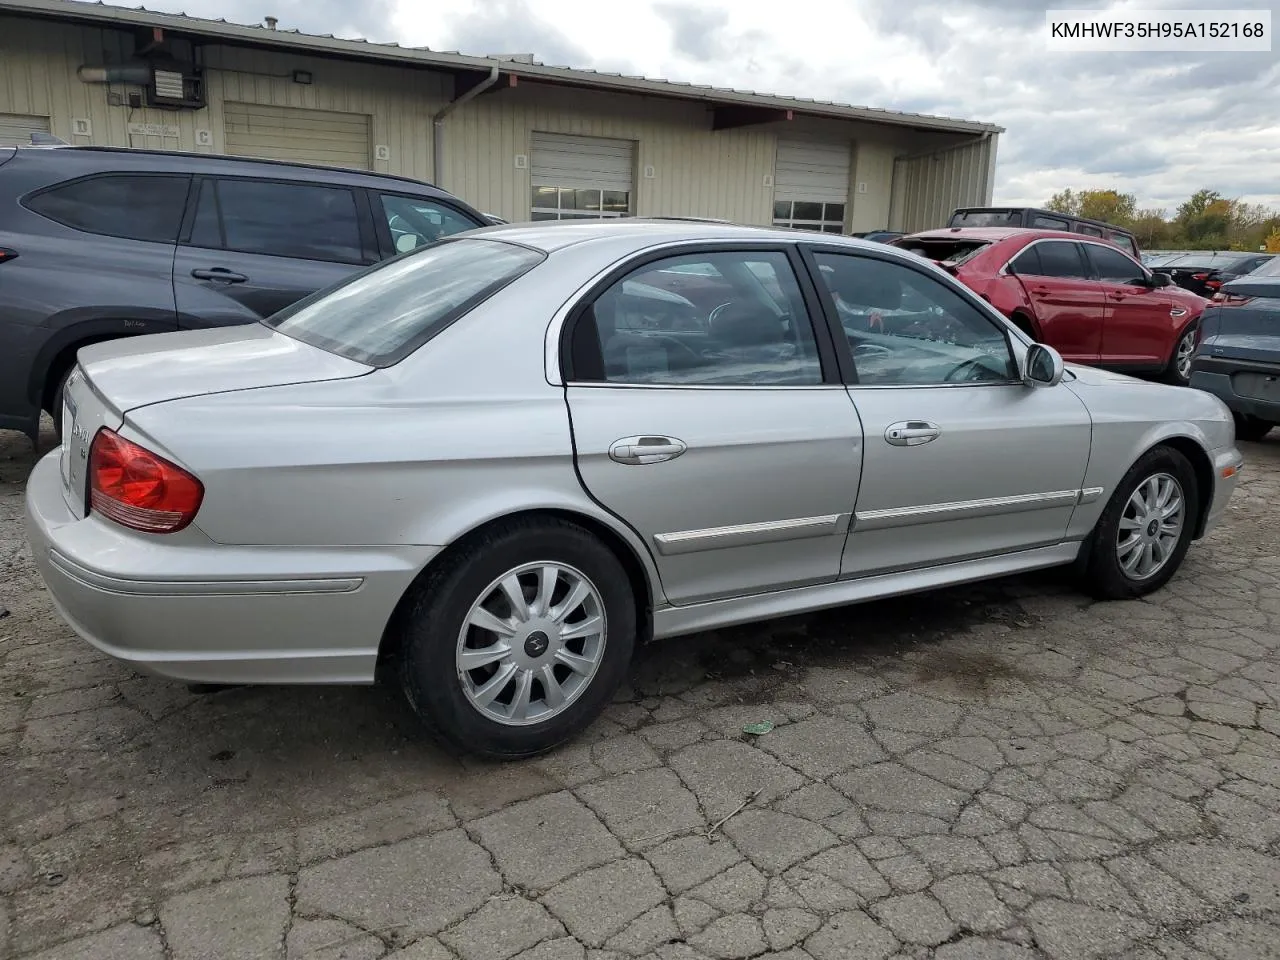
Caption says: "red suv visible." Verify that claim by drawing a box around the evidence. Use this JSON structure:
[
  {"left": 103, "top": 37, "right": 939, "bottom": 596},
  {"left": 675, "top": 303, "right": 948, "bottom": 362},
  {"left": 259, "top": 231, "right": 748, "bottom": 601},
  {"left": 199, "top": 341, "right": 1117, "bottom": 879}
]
[{"left": 892, "top": 228, "right": 1207, "bottom": 385}]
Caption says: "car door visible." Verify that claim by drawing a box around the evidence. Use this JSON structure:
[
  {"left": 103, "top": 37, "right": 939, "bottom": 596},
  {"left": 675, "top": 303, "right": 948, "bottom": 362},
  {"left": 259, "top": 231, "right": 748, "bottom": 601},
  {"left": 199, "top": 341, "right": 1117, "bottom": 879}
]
[
  {"left": 172, "top": 177, "right": 378, "bottom": 328},
  {"left": 1007, "top": 240, "right": 1106, "bottom": 364},
  {"left": 805, "top": 247, "right": 1093, "bottom": 577},
  {"left": 563, "top": 245, "right": 863, "bottom": 606},
  {"left": 1084, "top": 241, "right": 1181, "bottom": 366}
]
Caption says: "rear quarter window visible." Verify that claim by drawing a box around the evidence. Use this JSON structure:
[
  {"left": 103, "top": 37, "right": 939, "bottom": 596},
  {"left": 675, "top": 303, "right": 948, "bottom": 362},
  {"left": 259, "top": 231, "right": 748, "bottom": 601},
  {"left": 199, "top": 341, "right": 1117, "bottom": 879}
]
[
  {"left": 264, "top": 237, "right": 545, "bottom": 367},
  {"left": 24, "top": 173, "right": 192, "bottom": 242}
]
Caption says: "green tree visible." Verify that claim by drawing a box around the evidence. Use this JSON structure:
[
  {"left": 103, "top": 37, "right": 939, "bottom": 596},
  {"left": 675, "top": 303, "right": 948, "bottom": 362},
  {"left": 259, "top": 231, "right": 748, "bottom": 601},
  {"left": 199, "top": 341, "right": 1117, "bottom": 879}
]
[
  {"left": 1077, "top": 189, "right": 1137, "bottom": 225},
  {"left": 1045, "top": 189, "right": 1080, "bottom": 215}
]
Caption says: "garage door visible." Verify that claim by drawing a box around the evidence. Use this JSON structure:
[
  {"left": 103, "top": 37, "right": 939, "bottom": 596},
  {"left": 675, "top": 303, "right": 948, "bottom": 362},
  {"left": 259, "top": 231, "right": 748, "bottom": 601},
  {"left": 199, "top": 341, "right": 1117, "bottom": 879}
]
[
  {"left": 530, "top": 132, "right": 634, "bottom": 220},
  {"left": 773, "top": 139, "right": 851, "bottom": 234},
  {"left": 0, "top": 113, "right": 51, "bottom": 146},
  {"left": 223, "top": 103, "right": 371, "bottom": 170}
]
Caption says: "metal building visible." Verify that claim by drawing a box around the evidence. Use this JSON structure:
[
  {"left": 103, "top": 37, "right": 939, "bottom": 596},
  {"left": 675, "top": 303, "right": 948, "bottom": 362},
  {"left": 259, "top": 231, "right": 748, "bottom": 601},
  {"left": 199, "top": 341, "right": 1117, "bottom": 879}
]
[{"left": 0, "top": 0, "right": 1003, "bottom": 233}]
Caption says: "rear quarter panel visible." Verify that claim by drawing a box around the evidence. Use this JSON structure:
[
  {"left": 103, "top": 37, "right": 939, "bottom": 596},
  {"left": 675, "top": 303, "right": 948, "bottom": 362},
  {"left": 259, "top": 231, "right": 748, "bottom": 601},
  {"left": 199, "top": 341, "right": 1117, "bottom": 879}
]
[{"left": 120, "top": 249, "right": 666, "bottom": 597}]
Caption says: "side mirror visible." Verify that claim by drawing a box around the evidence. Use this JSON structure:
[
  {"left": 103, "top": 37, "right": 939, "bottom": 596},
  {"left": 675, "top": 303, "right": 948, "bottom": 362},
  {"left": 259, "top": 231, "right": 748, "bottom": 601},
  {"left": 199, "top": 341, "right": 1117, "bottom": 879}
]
[
  {"left": 1024, "top": 343, "right": 1065, "bottom": 387},
  {"left": 1150, "top": 272, "right": 1172, "bottom": 288}
]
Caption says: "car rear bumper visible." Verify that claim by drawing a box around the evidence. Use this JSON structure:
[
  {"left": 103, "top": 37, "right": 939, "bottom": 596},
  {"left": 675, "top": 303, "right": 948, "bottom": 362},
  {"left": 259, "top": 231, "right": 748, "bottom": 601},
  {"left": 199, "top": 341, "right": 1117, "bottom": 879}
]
[
  {"left": 23, "top": 450, "right": 437, "bottom": 685},
  {"left": 1190, "top": 360, "right": 1280, "bottom": 423}
]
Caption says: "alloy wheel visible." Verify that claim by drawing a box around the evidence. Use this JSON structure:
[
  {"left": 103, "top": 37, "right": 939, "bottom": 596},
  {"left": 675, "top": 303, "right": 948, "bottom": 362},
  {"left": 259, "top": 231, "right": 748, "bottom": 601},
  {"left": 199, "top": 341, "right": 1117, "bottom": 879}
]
[
  {"left": 1175, "top": 329, "right": 1196, "bottom": 382},
  {"left": 1116, "top": 472, "right": 1185, "bottom": 580},
  {"left": 456, "top": 561, "right": 607, "bottom": 726}
]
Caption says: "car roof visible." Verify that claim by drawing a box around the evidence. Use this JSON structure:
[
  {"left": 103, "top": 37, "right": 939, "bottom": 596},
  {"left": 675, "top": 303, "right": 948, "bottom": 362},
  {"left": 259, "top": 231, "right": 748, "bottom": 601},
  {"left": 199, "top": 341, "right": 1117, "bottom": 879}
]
[
  {"left": 901, "top": 227, "right": 1089, "bottom": 243},
  {"left": 464, "top": 218, "right": 905, "bottom": 255},
  {"left": 10, "top": 144, "right": 454, "bottom": 193}
]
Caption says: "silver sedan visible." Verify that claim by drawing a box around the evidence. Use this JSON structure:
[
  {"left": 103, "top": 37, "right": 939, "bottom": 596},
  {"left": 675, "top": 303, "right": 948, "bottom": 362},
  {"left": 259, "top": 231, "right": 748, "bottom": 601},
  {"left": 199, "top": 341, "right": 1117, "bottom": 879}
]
[{"left": 25, "top": 221, "right": 1244, "bottom": 758}]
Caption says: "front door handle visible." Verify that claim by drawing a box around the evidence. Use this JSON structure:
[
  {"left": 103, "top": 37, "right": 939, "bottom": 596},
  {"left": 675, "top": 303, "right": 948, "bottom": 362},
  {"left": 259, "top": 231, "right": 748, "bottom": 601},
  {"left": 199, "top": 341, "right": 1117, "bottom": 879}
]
[
  {"left": 191, "top": 267, "right": 248, "bottom": 283},
  {"left": 885, "top": 421, "right": 941, "bottom": 447},
  {"left": 609, "top": 435, "right": 687, "bottom": 465},
  {"left": 1108, "top": 291, "right": 1126, "bottom": 300}
]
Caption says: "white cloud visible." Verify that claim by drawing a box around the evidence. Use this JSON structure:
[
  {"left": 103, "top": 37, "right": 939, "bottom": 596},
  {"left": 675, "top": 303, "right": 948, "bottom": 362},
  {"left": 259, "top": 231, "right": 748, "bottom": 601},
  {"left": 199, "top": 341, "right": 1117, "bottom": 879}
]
[{"left": 122, "top": 0, "right": 1280, "bottom": 212}]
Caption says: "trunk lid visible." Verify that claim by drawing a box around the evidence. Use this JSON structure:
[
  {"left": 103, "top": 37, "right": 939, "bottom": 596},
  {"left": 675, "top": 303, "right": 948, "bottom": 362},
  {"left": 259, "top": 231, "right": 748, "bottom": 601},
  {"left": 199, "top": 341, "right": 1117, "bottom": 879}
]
[
  {"left": 75, "top": 324, "right": 372, "bottom": 413},
  {"left": 60, "top": 325, "right": 371, "bottom": 519}
]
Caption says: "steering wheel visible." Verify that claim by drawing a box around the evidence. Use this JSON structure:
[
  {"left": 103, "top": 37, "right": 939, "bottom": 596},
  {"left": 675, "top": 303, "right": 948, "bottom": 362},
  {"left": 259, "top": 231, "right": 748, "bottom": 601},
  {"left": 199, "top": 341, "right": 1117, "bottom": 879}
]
[
  {"left": 707, "top": 301, "right": 735, "bottom": 328},
  {"left": 943, "top": 357, "right": 993, "bottom": 383}
]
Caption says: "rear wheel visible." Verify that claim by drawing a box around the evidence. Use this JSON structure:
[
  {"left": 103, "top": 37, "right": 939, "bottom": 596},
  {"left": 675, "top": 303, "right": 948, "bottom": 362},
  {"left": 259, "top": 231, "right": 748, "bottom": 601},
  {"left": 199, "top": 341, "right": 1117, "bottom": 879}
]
[
  {"left": 1164, "top": 323, "right": 1198, "bottom": 386},
  {"left": 1234, "top": 414, "right": 1274, "bottom": 443},
  {"left": 1081, "top": 446, "right": 1199, "bottom": 600},
  {"left": 399, "top": 517, "right": 636, "bottom": 759}
]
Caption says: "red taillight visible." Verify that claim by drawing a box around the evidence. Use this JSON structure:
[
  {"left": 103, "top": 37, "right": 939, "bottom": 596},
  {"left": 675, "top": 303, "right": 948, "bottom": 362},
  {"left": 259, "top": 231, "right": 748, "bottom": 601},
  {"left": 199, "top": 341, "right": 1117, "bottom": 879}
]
[
  {"left": 1205, "top": 279, "right": 1222, "bottom": 290},
  {"left": 89, "top": 428, "right": 203, "bottom": 533},
  {"left": 1216, "top": 294, "right": 1254, "bottom": 306},
  {"left": 0, "top": 247, "right": 17, "bottom": 264},
  {"left": 1192, "top": 272, "right": 1209, "bottom": 281}
]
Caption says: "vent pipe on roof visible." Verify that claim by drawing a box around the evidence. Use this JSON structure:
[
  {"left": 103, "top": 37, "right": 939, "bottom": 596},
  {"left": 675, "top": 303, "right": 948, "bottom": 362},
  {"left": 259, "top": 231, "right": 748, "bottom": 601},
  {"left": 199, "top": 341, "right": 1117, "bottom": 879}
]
[{"left": 264, "top": 16, "right": 278, "bottom": 30}]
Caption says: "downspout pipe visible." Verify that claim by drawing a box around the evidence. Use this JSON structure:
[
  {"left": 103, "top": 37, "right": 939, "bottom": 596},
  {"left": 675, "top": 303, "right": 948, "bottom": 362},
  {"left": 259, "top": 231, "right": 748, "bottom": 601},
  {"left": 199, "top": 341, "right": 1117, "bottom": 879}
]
[{"left": 431, "top": 65, "right": 500, "bottom": 188}]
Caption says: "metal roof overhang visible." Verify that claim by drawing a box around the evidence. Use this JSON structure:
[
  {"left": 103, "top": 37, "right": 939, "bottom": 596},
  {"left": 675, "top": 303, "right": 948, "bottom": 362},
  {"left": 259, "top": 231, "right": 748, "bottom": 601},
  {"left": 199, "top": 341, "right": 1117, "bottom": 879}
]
[{"left": 0, "top": 0, "right": 1005, "bottom": 137}]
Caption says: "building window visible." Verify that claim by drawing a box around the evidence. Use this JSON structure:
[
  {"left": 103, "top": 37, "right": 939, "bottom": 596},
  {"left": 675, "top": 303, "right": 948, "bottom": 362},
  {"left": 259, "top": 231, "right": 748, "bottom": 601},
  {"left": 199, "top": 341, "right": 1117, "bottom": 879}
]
[
  {"left": 773, "top": 200, "right": 845, "bottom": 235},
  {"left": 531, "top": 186, "right": 630, "bottom": 221}
]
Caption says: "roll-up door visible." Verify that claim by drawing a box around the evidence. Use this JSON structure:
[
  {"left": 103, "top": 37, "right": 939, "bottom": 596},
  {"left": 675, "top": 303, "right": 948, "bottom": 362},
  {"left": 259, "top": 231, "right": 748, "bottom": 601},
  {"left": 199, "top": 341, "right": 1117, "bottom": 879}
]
[
  {"left": 530, "top": 132, "right": 634, "bottom": 220},
  {"left": 773, "top": 139, "right": 851, "bottom": 234},
  {"left": 223, "top": 103, "right": 371, "bottom": 170},
  {"left": 0, "top": 113, "right": 51, "bottom": 146}
]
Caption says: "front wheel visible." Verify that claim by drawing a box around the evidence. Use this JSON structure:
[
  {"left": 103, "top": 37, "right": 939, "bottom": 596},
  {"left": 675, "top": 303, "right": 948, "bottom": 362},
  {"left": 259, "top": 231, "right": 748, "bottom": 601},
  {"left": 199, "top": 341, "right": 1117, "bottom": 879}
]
[
  {"left": 1081, "top": 446, "right": 1200, "bottom": 600},
  {"left": 1234, "top": 414, "right": 1274, "bottom": 443},
  {"left": 399, "top": 517, "right": 636, "bottom": 759},
  {"left": 1164, "top": 323, "right": 1198, "bottom": 386}
]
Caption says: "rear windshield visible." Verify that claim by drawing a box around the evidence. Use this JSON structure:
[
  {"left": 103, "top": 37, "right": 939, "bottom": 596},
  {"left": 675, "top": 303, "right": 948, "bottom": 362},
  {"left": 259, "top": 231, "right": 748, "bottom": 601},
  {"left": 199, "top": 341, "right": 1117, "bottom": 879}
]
[
  {"left": 264, "top": 238, "right": 545, "bottom": 366},
  {"left": 1251, "top": 256, "right": 1280, "bottom": 278},
  {"left": 1164, "top": 254, "right": 1231, "bottom": 270},
  {"left": 894, "top": 238, "right": 992, "bottom": 265},
  {"left": 949, "top": 210, "right": 1022, "bottom": 227}
]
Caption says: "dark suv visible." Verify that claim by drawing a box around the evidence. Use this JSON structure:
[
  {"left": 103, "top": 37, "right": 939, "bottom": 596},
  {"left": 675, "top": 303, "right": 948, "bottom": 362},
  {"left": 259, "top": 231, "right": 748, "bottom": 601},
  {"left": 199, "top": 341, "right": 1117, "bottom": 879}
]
[
  {"left": 0, "top": 145, "right": 490, "bottom": 442},
  {"left": 947, "top": 207, "right": 1140, "bottom": 259}
]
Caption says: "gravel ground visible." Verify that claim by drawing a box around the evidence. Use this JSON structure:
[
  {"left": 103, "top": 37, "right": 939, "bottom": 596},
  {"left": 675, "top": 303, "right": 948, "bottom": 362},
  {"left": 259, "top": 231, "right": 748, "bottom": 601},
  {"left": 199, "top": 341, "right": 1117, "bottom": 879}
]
[{"left": 2, "top": 421, "right": 1279, "bottom": 960}]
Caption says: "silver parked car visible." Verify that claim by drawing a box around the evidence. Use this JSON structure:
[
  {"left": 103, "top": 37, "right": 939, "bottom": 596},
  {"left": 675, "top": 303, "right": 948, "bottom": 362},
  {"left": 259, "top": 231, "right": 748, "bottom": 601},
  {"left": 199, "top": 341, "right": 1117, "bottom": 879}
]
[{"left": 25, "top": 221, "right": 1244, "bottom": 758}]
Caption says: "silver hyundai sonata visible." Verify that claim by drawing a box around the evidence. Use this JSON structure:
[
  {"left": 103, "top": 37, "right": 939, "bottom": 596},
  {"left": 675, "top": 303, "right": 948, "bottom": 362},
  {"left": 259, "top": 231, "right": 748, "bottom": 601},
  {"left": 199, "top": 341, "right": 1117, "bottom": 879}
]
[{"left": 25, "top": 220, "right": 1244, "bottom": 757}]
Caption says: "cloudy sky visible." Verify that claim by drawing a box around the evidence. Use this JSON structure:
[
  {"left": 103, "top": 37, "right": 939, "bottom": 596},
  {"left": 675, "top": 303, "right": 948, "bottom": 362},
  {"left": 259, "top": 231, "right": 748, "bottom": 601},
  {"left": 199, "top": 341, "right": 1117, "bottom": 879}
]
[{"left": 127, "top": 0, "right": 1279, "bottom": 215}]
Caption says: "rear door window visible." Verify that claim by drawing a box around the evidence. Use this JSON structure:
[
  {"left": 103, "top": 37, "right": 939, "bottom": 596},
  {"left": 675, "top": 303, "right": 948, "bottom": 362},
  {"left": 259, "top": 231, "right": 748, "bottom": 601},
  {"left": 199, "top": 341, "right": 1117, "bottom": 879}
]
[
  {"left": 1032, "top": 214, "right": 1070, "bottom": 230},
  {"left": 1034, "top": 241, "right": 1090, "bottom": 279},
  {"left": 189, "top": 178, "right": 366, "bottom": 264},
  {"left": 25, "top": 174, "right": 192, "bottom": 242},
  {"left": 1008, "top": 245, "right": 1043, "bottom": 276}
]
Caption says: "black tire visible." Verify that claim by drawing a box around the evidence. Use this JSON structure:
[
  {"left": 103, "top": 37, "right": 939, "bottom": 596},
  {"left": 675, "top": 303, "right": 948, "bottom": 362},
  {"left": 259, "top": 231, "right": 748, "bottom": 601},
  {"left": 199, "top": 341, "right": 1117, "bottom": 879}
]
[
  {"left": 1234, "top": 414, "right": 1274, "bottom": 443},
  {"left": 1081, "top": 445, "right": 1200, "bottom": 600},
  {"left": 1163, "top": 323, "right": 1198, "bottom": 386},
  {"left": 399, "top": 516, "right": 636, "bottom": 759}
]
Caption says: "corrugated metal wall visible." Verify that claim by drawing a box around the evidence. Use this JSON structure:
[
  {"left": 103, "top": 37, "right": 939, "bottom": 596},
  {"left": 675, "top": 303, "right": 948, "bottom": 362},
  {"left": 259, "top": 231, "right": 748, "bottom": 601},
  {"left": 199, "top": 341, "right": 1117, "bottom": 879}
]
[
  {"left": 0, "top": 14, "right": 996, "bottom": 229},
  {"left": 440, "top": 82, "right": 780, "bottom": 225},
  {"left": 0, "top": 15, "right": 448, "bottom": 180},
  {"left": 889, "top": 135, "right": 998, "bottom": 233}
]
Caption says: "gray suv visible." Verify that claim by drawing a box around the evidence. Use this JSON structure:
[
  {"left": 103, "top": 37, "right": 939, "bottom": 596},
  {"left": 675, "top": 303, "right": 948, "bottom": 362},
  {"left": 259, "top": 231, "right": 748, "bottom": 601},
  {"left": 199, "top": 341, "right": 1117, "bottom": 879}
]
[{"left": 0, "top": 145, "right": 491, "bottom": 442}]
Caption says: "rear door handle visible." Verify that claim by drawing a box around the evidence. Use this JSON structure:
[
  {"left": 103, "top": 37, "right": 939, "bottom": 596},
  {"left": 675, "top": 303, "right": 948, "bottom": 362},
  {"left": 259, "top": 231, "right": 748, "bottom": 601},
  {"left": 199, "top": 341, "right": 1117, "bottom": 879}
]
[
  {"left": 191, "top": 267, "right": 248, "bottom": 283},
  {"left": 609, "top": 436, "right": 687, "bottom": 465},
  {"left": 885, "top": 421, "right": 941, "bottom": 446}
]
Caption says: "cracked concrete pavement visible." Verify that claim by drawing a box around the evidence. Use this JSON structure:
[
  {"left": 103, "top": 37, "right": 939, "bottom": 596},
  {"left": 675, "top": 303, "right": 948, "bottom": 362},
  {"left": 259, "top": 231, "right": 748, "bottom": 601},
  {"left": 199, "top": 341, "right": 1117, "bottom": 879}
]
[{"left": 3, "top": 423, "right": 1280, "bottom": 960}]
